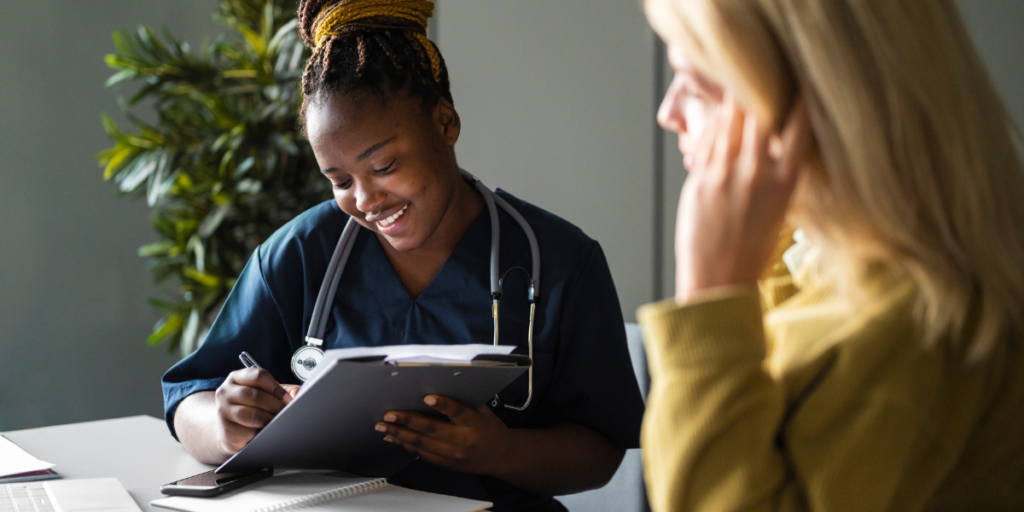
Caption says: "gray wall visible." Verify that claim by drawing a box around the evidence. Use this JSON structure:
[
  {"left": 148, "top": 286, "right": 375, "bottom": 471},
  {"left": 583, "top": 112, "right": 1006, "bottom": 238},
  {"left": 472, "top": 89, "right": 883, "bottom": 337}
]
[
  {"left": 0, "top": 0, "right": 1021, "bottom": 447},
  {"left": 435, "top": 0, "right": 658, "bottom": 320},
  {"left": 957, "top": 0, "right": 1024, "bottom": 128}
]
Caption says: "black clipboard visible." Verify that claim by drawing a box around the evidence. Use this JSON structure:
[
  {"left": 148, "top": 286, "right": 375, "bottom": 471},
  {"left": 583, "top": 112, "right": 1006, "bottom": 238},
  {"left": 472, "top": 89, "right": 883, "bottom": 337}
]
[{"left": 217, "top": 354, "right": 530, "bottom": 477}]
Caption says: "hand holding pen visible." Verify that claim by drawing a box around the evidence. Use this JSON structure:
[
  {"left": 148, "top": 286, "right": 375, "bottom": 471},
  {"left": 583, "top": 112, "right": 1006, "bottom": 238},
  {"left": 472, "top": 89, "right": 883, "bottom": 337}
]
[
  {"left": 237, "top": 351, "right": 301, "bottom": 401},
  {"left": 204, "top": 352, "right": 302, "bottom": 456}
]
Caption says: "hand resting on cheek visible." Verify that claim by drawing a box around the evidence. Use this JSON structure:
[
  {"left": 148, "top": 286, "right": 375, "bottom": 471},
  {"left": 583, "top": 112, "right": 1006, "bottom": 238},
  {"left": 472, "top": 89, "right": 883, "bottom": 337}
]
[{"left": 675, "top": 95, "right": 813, "bottom": 301}]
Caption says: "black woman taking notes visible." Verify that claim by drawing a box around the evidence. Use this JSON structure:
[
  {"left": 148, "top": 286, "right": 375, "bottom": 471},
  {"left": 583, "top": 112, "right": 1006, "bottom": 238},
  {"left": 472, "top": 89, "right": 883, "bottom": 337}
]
[{"left": 161, "top": 1, "right": 645, "bottom": 510}]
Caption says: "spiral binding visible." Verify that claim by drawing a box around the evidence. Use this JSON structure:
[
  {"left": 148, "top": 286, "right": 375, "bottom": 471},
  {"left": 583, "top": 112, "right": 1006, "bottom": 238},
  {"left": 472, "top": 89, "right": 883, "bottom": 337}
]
[{"left": 250, "top": 478, "right": 388, "bottom": 512}]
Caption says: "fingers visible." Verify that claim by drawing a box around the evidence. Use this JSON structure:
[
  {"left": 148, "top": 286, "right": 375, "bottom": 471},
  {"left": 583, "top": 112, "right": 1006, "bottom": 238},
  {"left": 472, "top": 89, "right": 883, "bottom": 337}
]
[
  {"left": 777, "top": 97, "right": 813, "bottom": 184},
  {"left": 222, "top": 370, "right": 288, "bottom": 412},
  {"left": 280, "top": 384, "right": 302, "bottom": 403},
  {"left": 379, "top": 411, "right": 447, "bottom": 437},
  {"left": 215, "top": 369, "right": 291, "bottom": 429},
  {"left": 691, "top": 104, "right": 720, "bottom": 172},
  {"left": 373, "top": 396, "right": 482, "bottom": 467},
  {"left": 740, "top": 113, "right": 771, "bottom": 179},
  {"left": 378, "top": 422, "right": 456, "bottom": 461},
  {"left": 222, "top": 403, "right": 276, "bottom": 429},
  {"left": 712, "top": 95, "right": 745, "bottom": 175},
  {"left": 424, "top": 395, "right": 478, "bottom": 425},
  {"left": 229, "top": 368, "right": 289, "bottom": 402}
]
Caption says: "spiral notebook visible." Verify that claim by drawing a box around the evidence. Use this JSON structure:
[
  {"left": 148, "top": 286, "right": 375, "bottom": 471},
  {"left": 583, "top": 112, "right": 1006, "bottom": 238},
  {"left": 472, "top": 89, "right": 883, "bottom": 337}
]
[{"left": 151, "top": 472, "right": 491, "bottom": 512}]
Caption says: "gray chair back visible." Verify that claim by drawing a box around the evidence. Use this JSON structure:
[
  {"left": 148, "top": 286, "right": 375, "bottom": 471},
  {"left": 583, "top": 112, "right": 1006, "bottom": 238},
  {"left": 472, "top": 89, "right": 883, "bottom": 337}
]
[{"left": 556, "top": 323, "right": 648, "bottom": 512}]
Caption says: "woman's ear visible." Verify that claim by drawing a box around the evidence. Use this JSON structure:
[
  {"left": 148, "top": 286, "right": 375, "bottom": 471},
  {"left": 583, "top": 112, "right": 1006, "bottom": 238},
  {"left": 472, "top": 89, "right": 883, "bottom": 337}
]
[{"left": 434, "top": 98, "right": 461, "bottom": 146}]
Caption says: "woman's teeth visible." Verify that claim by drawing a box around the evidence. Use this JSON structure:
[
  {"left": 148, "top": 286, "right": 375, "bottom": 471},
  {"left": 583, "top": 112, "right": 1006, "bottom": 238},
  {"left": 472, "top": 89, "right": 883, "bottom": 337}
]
[{"left": 377, "top": 205, "right": 408, "bottom": 227}]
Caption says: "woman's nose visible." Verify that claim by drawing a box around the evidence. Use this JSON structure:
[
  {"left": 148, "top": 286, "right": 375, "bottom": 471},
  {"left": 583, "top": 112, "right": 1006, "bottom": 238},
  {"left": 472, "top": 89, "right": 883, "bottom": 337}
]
[
  {"left": 658, "top": 79, "right": 687, "bottom": 134},
  {"left": 354, "top": 181, "right": 386, "bottom": 214}
]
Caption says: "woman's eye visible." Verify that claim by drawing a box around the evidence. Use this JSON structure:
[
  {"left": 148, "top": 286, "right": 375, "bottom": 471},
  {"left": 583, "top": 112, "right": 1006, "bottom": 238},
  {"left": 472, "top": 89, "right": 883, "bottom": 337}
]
[
  {"left": 373, "top": 160, "right": 396, "bottom": 175},
  {"left": 681, "top": 85, "right": 703, "bottom": 102},
  {"left": 333, "top": 178, "right": 352, "bottom": 190}
]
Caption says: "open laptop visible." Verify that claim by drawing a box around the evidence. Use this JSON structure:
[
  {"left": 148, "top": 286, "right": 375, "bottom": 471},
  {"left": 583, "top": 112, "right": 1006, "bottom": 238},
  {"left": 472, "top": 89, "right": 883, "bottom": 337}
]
[{"left": 1, "top": 478, "right": 140, "bottom": 512}]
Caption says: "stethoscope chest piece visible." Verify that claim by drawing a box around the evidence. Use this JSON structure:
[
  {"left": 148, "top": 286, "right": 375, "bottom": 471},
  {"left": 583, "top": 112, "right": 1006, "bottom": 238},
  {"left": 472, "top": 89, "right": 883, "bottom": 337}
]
[{"left": 291, "top": 344, "right": 325, "bottom": 382}]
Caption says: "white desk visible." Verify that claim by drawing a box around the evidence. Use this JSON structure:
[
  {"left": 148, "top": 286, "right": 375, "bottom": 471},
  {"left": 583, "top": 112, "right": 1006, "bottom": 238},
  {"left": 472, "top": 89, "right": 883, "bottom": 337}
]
[
  {"left": 3, "top": 415, "right": 212, "bottom": 511},
  {"left": 3, "top": 415, "right": 648, "bottom": 512}
]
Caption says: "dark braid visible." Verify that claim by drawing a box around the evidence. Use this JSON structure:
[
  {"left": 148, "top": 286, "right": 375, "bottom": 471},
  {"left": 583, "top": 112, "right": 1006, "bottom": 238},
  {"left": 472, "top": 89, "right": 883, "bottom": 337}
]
[{"left": 297, "top": 0, "right": 452, "bottom": 125}]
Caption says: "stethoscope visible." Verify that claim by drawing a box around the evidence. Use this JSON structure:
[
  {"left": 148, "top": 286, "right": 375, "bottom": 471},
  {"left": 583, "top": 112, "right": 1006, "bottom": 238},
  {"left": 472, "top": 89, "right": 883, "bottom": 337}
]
[{"left": 291, "top": 169, "right": 541, "bottom": 411}]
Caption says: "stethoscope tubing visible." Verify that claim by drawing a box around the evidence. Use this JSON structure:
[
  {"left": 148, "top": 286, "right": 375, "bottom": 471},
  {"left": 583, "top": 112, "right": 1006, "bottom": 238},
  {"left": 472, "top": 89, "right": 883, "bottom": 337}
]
[
  {"left": 306, "top": 218, "right": 360, "bottom": 344},
  {"left": 298, "top": 170, "right": 540, "bottom": 410},
  {"left": 472, "top": 178, "right": 541, "bottom": 298}
]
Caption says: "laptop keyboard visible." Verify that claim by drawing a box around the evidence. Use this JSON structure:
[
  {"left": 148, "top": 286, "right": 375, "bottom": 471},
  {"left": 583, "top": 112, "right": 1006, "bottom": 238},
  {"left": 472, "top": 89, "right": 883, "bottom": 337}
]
[{"left": 1, "top": 483, "right": 56, "bottom": 512}]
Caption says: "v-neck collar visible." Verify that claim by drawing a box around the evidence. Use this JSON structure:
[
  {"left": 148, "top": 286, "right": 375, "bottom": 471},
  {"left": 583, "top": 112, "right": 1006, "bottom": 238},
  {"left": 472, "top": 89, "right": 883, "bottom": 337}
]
[{"left": 361, "top": 206, "right": 491, "bottom": 307}]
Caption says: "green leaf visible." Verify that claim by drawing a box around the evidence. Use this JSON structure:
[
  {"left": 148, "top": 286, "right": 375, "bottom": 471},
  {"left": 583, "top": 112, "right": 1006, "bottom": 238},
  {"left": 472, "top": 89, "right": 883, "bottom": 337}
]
[
  {"left": 147, "top": 314, "right": 184, "bottom": 346},
  {"left": 128, "top": 81, "right": 163, "bottom": 106},
  {"left": 261, "top": 1, "right": 274, "bottom": 46},
  {"left": 104, "top": 54, "right": 123, "bottom": 69},
  {"left": 100, "top": 113, "right": 124, "bottom": 138},
  {"left": 188, "top": 234, "right": 207, "bottom": 273},
  {"left": 211, "top": 132, "right": 231, "bottom": 153},
  {"left": 232, "top": 156, "right": 255, "bottom": 179},
  {"left": 223, "top": 69, "right": 258, "bottom": 79},
  {"left": 236, "top": 178, "right": 262, "bottom": 194},
  {"left": 237, "top": 24, "right": 265, "bottom": 56},
  {"left": 101, "top": 146, "right": 134, "bottom": 180},
  {"left": 218, "top": 150, "right": 235, "bottom": 177},
  {"left": 146, "top": 151, "right": 173, "bottom": 206},
  {"left": 147, "top": 298, "right": 182, "bottom": 310},
  {"left": 176, "top": 173, "right": 194, "bottom": 191},
  {"left": 138, "top": 240, "right": 175, "bottom": 257},
  {"left": 198, "top": 203, "right": 231, "bottom": 238},
  {"left": 119, "top": 153, "right": 158, "bottom": 192},
  {"left": 105, "top": 69, "right": 138, "bottom": 88},
  {"left": 137, "top": 25, "right": 169, "bottom": 57},
  {"left": 111, "top": 31, "right": 134, "bottom": 56},
  {"left": 267, "top": 18, "right": 297, "bottom": 54},
  {"left": 179, "top": 309, "right": 201, "bottom": 356},
  {"left": 184, "top": 267, "right": 222, "bottom": 287}
]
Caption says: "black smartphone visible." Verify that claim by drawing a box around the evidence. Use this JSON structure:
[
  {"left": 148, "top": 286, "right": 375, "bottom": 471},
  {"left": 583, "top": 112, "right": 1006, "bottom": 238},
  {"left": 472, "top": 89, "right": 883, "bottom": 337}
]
[{"left": 160, "top": 468, "right": 273, "bottom": 497}]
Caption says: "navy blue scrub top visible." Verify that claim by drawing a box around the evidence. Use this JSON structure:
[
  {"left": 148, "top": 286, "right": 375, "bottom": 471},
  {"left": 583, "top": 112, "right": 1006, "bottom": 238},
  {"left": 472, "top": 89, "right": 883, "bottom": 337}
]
[{"left": 162, "top": 189, "right": 645, "bottom": 512}]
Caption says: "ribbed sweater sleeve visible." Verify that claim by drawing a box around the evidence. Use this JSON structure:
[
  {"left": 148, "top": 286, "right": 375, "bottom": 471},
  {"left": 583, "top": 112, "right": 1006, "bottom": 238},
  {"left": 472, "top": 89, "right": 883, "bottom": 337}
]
[{"left": 638, "top": 289, "right": 794, "bottom": 512}]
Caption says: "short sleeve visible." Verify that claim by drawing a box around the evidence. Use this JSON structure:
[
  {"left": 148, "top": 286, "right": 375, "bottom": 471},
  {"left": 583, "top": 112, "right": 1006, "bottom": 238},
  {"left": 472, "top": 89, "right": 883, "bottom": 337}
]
[
  {"left": 160, "top": 246, "right": 295, "bottom": 440},
  {"left": 535, "top": 242, "right": 645, "bottom": 449}
]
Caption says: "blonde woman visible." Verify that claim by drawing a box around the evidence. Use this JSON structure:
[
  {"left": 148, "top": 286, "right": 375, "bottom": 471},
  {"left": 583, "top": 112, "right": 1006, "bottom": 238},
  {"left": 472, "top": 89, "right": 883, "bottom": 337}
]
[{"left": 638, "top": 0, "right": 1024, "bottom": 510}]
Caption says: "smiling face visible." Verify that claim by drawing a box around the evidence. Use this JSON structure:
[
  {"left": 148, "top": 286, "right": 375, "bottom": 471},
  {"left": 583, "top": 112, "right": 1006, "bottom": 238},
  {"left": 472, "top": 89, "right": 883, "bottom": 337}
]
[
  {"left": 658, "top": 44, "right": 725, "bottom": 171},
  {"left": 305, "top": 92, "right": 464, "bottom": 252}
]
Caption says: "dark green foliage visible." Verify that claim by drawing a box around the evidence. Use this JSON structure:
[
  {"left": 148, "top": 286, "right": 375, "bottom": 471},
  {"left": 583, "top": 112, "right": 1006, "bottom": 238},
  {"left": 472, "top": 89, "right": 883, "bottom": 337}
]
[{"left": 97, "top": 0, "right": 331, "bottom": 356}]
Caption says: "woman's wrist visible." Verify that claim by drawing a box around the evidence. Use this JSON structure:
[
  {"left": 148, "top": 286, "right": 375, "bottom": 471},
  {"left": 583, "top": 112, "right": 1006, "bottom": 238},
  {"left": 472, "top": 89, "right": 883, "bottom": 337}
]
[
  {"left": 486, "top": 427, "right": 522, "bottom": 478},
  {"left": 676, "top": 271, "right": 758, "bottom": 302}
]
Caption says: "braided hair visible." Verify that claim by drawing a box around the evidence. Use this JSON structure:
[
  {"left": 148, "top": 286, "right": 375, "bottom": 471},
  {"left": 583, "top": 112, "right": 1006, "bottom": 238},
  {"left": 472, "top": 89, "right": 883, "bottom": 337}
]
[{"left": 297, "top": 0, "right": 452, "bottom": 123}]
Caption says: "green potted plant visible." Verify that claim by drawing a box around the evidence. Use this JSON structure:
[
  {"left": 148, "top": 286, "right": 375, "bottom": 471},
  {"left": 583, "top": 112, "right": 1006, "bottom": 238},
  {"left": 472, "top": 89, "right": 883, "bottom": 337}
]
[{"left": 96, "top": 0, "right": 330, "bottom": 356}]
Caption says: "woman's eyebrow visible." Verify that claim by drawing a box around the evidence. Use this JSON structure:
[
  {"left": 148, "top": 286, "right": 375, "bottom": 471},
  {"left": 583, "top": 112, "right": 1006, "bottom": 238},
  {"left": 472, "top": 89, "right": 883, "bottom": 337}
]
[
  {"left": 320, "top": 136, "right": 397, "bottom": 174},
  {"left": 357, "top": 137, "right": 396, "bottom": 162}
]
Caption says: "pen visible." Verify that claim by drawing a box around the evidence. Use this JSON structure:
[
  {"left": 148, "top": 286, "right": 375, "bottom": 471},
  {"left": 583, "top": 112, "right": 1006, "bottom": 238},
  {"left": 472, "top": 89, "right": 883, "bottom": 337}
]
[{"left": 239, "top": 351, "right": 262, "bottom": 369}]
